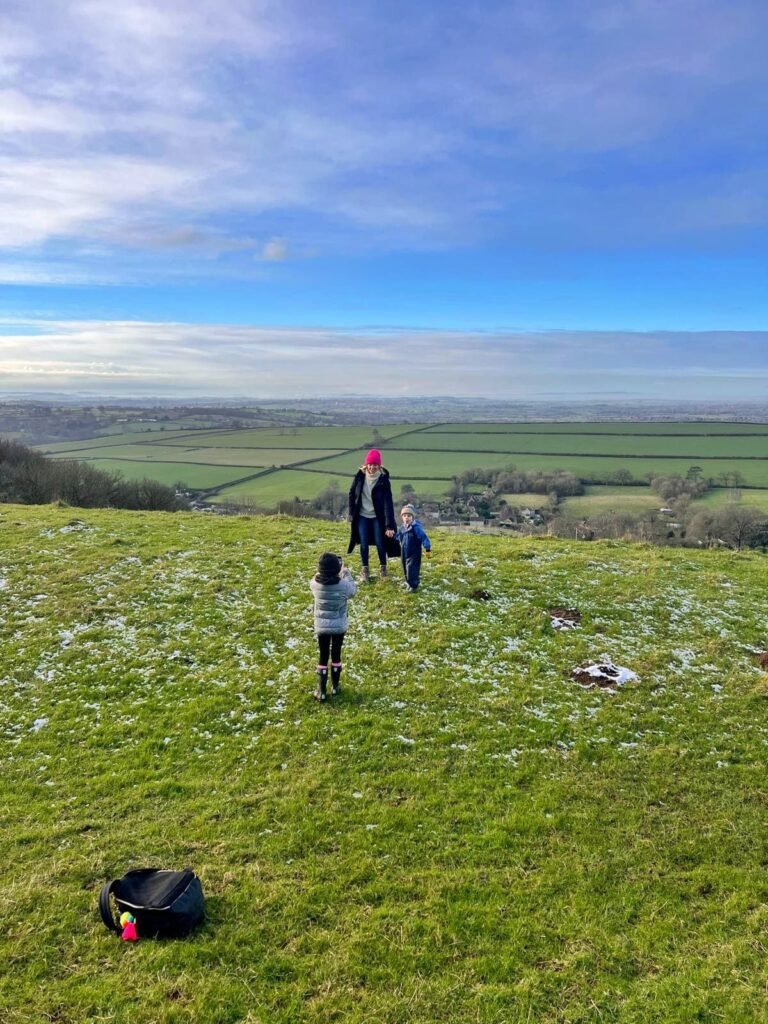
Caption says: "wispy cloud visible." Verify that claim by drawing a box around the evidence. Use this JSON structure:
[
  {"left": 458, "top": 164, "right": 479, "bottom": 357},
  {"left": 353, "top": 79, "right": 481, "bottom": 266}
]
[
  {"left": 1, "top": 0, "right": 766, "bottom": 280},
  {"left": 260, "top": 237, "right": 289, "bottom": 262},
  {"left": 1, "top": 320, "right": 765, "bottom": 399}
]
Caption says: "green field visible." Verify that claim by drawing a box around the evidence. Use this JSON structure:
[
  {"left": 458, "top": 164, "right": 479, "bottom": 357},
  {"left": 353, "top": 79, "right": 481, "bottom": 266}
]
[
  {"left": 560, "top": 486, "right": 768, "bottom": 519},
  {"left": 38, "top": 429, "right": 201, "bottom": 453},
  {"left": 398, "top": 429, "right": 768, "bottom": 459},
  {"left": 498, "top": 491, "right": 553, "bottom": 507},
  {"left": 213, "top": 471, "right": 452, "bottom": 505},
  {"left": 65, "top": 458, "right": 250, "bottom": 489},
  {"left": 147, "top": 425, "right": 420, "bottom": 450},
  {"left": 3, "top": 504, "right": 768, "bottom": 1022},
  {"left": 51, "top": 444, "right": 344, "bottom": 467},
  {"left": 428, "top": 421, "right": 768, "bottom": 434},
  {"left": 36, "top": 422, "right": 768, "bottom": 500},
  {"left": 561, "top": 486, "right": 662, "bottom": 517},
  {"left": 693, "top": 488, "right": 768, "bottom": 511},
  {"left": 309, "top": 449, "right": 768, "bottom": 487}
]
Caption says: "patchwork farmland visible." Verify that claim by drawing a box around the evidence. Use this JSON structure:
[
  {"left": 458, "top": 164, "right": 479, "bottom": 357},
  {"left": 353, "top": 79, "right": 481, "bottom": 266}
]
[{"left": 37, "top": 421, "right": 768, "bottom": 511}]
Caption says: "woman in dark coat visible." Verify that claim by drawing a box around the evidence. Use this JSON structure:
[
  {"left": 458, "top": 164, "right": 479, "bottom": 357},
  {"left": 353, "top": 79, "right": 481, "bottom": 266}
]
[{"left": 347, "top": 448, "right": 395, "bottom": 581}]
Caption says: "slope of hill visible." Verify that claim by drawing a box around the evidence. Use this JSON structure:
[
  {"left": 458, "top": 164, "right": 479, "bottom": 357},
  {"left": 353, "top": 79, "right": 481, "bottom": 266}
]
[{"left": 1, "top": 505, "right": 767, "bottom": 1023}]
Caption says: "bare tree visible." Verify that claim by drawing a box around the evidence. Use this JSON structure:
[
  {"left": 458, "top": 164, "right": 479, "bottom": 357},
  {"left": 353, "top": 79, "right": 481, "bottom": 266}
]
[{"left": 714, "top": 505, "right": 763, "bottom": 550}]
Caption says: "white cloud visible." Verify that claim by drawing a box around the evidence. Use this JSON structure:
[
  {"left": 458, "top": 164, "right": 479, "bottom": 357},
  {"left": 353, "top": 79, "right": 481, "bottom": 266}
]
[
  {"left": 0, "top": 157, "right": 204, "bottom": 247},
  {"left": 260, "top": 237, "right": 288, "bottom": 261},
  {"left": 0, "top": 0, "right": 765, "bottom": 281},
  {"left": 0, "top": 89, "right": 100, "bottom": 134},
  {"left": 0, "top": 319, "right": 765, "bottom": 399}
]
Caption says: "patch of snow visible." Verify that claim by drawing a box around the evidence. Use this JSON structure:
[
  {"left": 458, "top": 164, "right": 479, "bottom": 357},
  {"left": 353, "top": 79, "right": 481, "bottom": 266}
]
[
  {"left": 59, "top": 521, "right": 92, "bottom": 534},
  {"left": 572, "top": 657, "right": 638, "bottom": 690}
]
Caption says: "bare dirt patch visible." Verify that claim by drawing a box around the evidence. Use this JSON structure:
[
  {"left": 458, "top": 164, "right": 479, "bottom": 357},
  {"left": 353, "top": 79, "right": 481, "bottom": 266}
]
[
  {"left": 548, "top": 607, "right": 581, "bottom": 629},
  {"left": 470, "top": 588, "right": 491, "bottom": 601},
  {"left": 572, "top": 658, "right": 637, "bottom": 690}
]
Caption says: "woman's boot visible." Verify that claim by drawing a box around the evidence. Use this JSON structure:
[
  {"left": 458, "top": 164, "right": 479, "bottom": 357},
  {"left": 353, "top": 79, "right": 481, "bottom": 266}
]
[
  {"left": 314, "top": 667, "right": 328, "bottom": 701},
  {"left": 360, "top": 566, "right": 370, "bottom": 582}
]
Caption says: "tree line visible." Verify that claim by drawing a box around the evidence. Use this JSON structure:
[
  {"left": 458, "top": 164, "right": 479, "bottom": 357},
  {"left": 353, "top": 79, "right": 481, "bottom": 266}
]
[
  {"left": 551, "top": 472, "right": 768, "bottom": 550},
  {"left": 0, "top": 440, "right": 185, "bottom": 511},
  {"left": 219, "top": 461, "right": 768, "bottom": 553}
]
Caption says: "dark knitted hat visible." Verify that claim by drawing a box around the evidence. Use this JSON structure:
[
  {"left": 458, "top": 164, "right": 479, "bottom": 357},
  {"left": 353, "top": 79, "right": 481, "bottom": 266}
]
[{"left": 318, "top": 552, "right": 342, "bottom": 576}]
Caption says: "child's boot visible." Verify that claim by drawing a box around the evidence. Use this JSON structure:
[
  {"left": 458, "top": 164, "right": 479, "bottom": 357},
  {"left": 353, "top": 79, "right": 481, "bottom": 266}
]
[
  {"left": 314, "top": 667, "right": 328, "bottom": 702},
  {"left": 331, "top": 662, "right": 342, "bottom": 696},
  {"left": 379, "top": 563, "right": 387, "bottom": 579}
]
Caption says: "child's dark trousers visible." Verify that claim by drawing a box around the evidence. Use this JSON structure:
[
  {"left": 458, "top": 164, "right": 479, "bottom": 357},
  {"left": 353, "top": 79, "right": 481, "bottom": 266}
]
[
  {"left": 317, "top": 633, "right": 344, "bottom": 666},
  {"left": 401, "top": 551, "right": 422, "bottom": 590}
]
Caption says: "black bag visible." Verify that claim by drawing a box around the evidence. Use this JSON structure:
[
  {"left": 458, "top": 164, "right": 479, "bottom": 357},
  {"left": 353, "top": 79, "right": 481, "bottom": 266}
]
[
  {"left": 385, "top": 533, "right": 401, "bottom": 558},
  {"left": 99, "top": 868, "right": 205, "bottom": 938}
]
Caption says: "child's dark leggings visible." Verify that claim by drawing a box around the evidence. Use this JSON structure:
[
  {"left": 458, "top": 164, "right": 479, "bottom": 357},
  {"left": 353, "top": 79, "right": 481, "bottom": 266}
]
[
  {"left": 317, "top": 633, "right": 344, "bottom": 667},
  {"left": 401, "top": 550, "right": 422, "bottom": 590}
]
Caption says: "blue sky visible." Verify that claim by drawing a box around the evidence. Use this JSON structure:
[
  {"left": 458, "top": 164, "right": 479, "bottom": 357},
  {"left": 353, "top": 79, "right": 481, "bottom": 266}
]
[{"left": 1, "top": 0, "right": 767, "bottom": 398}]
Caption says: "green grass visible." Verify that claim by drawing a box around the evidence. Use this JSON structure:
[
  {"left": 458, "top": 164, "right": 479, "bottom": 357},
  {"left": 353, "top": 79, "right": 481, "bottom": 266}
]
[
  {"left": 64, "top": 458, "right": 247, "bottom": 489},
  {"left": 498, "top": 491, "right": 552, "bottom": 507},
  {"left": 394, "top": 431, "right": 768, "bottom": 459},
  {"left": 426, "top": 421, "right": 768, "bottom": 434},
  {"left": 304, "top": 449, "right": 535, "bottom": 477},
  {"left": 562, "top": 486, "right": 661, "bottom": 517},
  {"left": 2, "top": 504, "right": 768, "bottom": 1022},
  {"left": 162, "top": 425, "right": 420, "bottom": 449},
  {"left": 562, "top": 486, "right": 768, "bottom": 518},
  {"left": 692, "top": 488, "right": 768, "bottom": 511},
  {"left": 50, "top": 445, "right": 344, "bottom": 468},
  {"left": 310, "top": 448, "right": 768, "bottom": 487},
  {"left": 211, "top": 469, "right": 353, "bottom": 504},
  {"left": 36, "top": 429, "right": 200, "bottom": 453},
  {"left": 211, "top": 471, "right": 453, "bottom": 504}
]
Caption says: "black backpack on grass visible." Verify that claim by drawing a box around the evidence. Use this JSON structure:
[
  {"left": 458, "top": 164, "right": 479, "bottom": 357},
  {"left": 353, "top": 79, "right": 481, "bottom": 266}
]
[{"left": 99, "top": 868, "right": 205, "bottom": 938}]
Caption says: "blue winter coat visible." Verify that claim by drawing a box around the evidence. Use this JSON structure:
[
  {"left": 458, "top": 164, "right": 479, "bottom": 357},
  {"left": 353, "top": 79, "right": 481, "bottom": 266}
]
[{"left": 396, "top": 520, "right": 431, "bottom": 557}]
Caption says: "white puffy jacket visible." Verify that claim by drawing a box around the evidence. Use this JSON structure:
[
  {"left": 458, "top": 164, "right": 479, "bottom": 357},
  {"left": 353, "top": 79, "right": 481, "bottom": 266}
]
[{"left": 310, "top": 569, "right": 357, "bottom": 634}]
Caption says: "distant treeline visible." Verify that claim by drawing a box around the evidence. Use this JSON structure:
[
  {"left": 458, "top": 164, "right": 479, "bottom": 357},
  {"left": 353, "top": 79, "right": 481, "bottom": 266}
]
[
  {"left": 450, "top": 466, "right": 584, "bottom": 498},
  {"left": 0, "top": 440, "right": 185, "bottom": 511}
]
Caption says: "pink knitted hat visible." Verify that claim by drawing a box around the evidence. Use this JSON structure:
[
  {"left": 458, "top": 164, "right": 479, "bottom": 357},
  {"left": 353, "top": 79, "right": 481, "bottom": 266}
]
[{"left": 365, "top": 449, "right": 382, "bottom": 466}]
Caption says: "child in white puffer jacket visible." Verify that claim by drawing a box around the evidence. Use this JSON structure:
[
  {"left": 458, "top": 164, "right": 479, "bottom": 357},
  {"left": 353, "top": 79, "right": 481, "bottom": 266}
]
[{"left": 309, "top": 552, "right": 357, "bottom": 701}]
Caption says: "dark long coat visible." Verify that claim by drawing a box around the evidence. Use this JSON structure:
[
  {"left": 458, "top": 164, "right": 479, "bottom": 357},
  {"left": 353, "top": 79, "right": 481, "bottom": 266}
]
[{"left": 347, "top": 468, "right": 396, "bottom": 554}]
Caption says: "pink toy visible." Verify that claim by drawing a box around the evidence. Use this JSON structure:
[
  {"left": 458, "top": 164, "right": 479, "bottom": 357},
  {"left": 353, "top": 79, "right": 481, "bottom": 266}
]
[{"left": 120, "top": 911, "right": 139, "bottom": 942}]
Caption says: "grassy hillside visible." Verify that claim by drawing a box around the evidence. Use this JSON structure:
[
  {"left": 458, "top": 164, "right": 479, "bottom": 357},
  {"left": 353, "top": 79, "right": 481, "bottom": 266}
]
[{"left": 1, "top": 505, "right": 767, "bottom": 1023}]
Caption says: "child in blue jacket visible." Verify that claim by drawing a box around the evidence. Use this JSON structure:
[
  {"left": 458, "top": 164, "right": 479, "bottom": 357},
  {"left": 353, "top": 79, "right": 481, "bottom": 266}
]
[{"left": 396, "top": 504, "right": 431, "bottom": 591}]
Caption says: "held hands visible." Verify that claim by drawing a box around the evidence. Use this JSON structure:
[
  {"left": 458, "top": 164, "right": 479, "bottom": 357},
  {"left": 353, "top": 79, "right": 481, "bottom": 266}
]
[
  {"left": 385, "top": 529, "right": 395, "bottom": 538},
  {"left": 425, "top": 550, "right": 432, "bottom": 558}
]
